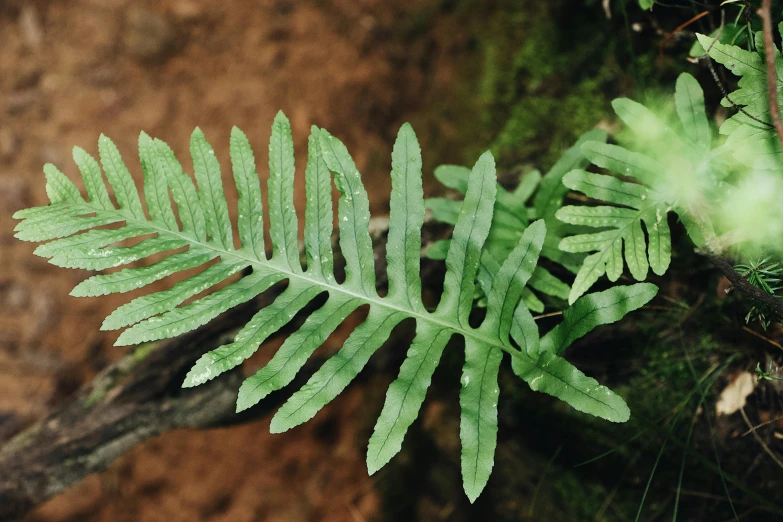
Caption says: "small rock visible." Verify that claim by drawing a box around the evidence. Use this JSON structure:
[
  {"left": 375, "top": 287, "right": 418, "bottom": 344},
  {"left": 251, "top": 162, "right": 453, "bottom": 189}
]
[
  {"left": 6, "top": 285, "right": 29, "bottom": 310},
  {"left": 359, "top": 15, "right": 376, "bottom": 31},
  {"left": 123, "top": 7, "right": 177, "bottom": 63}
]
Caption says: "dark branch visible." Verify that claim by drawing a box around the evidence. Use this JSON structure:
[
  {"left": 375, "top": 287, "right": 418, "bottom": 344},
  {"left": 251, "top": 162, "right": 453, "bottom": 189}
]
[
  {"left": 705, "top": 253, "right": 783, "bottom": 319},
  {"left": 758, "top": 0, "right": 783, "bottom": 149},
  {"left": 0, "top": 302, "right": 266, "bottom": 521}
]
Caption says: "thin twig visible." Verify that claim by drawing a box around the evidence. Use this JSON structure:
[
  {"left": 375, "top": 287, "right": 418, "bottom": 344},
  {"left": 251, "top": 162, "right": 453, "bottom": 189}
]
[
  {"left": 533, "top": 311, "right": 563, "bottom": 320},
  {"left": 660, "top": 295, "right": 691, "bottom": 309},
  {"left": 674, "top": 489, "right": 741, "bottom": 502},
  {"left": 741, "top": 326, "right": 783, "bottom": 351},
  {"left": 741, "top": 413, "right": 783, "bottom": 436},
  {"left": 758, "top": 0, "right": 783, "bottom": 149},
  {"left": 739, "top": 407, "right": 783, "bottom": 471},
  {"left": 660, "top": 9, "right": 711, "bottom": 56}
]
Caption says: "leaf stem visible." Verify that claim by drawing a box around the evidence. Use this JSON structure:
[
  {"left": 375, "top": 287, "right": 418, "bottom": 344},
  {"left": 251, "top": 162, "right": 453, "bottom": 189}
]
[{"left": 67, "top": 202, "right": 537, "bottom": 367}]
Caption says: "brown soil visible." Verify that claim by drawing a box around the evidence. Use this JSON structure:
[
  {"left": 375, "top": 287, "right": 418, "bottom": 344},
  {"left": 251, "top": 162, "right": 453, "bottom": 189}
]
[{"left": 0, "top": 1, "right": 475, "bottom": 520}]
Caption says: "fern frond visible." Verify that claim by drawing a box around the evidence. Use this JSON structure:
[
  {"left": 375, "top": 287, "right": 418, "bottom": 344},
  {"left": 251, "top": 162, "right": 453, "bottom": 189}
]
[
  {"left": 425, "top": 165, "right": 558, "bottom": 314},
  {"left": 556, "top": 161, "right": 672, "bottom": 303},
  {"left": 531, "top": 128, "right": 610, "bottom": 273},
  {"left": 425, "top": 129, "right": 608, "bottom": 311},
  {"left": 13, "top": 114, "right": 651, "bottom": 502},
  {"left": 558, "top": 73, "right": 720, "bottom": 303},
  {"left": 696, "top": 32, "right": 782, "bottom": 172}
]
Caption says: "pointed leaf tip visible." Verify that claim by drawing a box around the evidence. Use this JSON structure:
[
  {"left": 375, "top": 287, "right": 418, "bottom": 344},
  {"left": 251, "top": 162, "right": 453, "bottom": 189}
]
[
  {"left": 269, "top": 416, "right": 290, "bottom": 434},
  {"left": 478, "top": 149, "right": 496, "bottom": 166},
  {"left": 182, "top": 353, "right": 217, "bottom": 388},
  {"left": 529, "top": 218, "right": 546, "bottom": 235},
  {"left": 274, "top": 110, "right": 290, "bottom": 123}
]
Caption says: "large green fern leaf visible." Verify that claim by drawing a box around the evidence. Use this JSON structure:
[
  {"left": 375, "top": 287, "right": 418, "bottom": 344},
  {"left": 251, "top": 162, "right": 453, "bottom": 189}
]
[{"left": 13, "top": 113, "right": 648, "bottom": 502}]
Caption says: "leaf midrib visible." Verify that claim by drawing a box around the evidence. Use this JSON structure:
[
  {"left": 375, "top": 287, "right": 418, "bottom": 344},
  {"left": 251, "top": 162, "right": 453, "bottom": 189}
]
[
  {"left": 240, "top": 296, "right": 359, "bottom": 398},
  {"left": 371, "top": 328, "right": 450, "bottom": 461},
  {"left": 470, "top": 347, "right": 493, "bottom": 489},
  {"left": 554, "top": 291, "right": 648, "bottom": 354},
  {"left": 536, "top": 352, "right": 621, "bottom": 411},
  {"left": 194, "top": 139, "right": 227, "bottom": 247},
  {"left": 71, "top": 201, "right": 525, "bottom": 358},
  {"left": 53, "top": 198, "right": 629, "bottom": 418},
  {"left": 572, "top": 201, "right": 663, "bottom": 250}
]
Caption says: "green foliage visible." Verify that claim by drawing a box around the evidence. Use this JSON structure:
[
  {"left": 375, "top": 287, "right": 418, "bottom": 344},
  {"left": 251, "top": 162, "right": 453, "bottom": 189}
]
[
  {"left": 755, "top": 360, "right": 783, "bottom": 382},
  {"left": 734, "top": 257, "right": 783, "bottom": 330},
  {"left": 471, "top": 0, "right": 619, "bottom": 167},
  {"left": 558, "top": 73, "right": 722, "bottom": 302},
  {"left": 426, "top": 165, "right": 564, "bottom": 312},
  {"left": 12, "top": 113, "right": 657, "bottom": 502},
  {"left": 697, "top": 31, "right": 783, "bottom": 172},
  {"left": 426, "top": 129, "right": 608, "bottom": 311},
  {"left": 689, "top": 23, "right": 749, "bottom": 58}
]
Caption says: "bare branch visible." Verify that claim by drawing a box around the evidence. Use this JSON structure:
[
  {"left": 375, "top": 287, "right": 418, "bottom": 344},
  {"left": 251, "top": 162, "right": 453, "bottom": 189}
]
[{"left": 758, "top": 0, "right": 783, "bottom": 149}]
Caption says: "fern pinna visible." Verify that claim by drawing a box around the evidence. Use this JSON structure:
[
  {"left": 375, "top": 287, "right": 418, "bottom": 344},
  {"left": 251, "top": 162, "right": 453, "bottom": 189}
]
[{"left": 13, "top": 112, "right": 655, "bottom": 501}]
